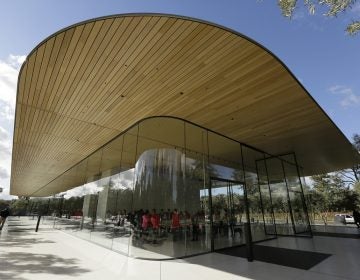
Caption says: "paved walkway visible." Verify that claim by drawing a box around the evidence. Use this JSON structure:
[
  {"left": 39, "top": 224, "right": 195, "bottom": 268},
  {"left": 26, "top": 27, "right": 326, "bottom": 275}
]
[{"left": 1, "top": 217, "right": 359, "bottom": 280}]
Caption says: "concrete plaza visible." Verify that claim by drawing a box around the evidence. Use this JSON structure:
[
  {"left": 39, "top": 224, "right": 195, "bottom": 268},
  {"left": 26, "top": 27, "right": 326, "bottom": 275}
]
[{"left": 1, "top": 217, "right": 359, "bottom": 280}]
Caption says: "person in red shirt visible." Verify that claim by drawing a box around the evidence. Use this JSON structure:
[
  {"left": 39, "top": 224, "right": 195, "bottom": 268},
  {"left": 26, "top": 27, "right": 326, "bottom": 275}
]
[
  {"left": 142, "top": 210, "right": 151, "bottom": 231},
  {"left": 171, "top": 209, "right": 180, "bottom": 241},
  {"left": 151, "top": 209, "right": 160, "bottom": 230},
  {"left": 150, "top": 209, "right": 160, "bottom": 243}
]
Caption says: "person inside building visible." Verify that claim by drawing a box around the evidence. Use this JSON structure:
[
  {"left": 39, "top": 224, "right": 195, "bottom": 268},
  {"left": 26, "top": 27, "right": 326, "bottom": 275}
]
[
  {"left": 171, "top": 209, "right": 180, "bottom": 241},
  {"left": 191, "top": 211, "right": 200, "bottom": 241},
  {"left": 150, "top": 209, "right": 160, "bottom": 243}
]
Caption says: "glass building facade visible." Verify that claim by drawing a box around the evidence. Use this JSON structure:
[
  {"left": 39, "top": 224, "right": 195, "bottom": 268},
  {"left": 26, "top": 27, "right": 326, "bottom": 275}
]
[{"left": 43, "top": 117, "right": 310, "bottom": 259}]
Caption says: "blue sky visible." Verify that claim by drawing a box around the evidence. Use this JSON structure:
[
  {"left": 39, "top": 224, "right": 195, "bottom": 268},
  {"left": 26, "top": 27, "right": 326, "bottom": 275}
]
[{"left": 0, "top": 0, "right": 359, "bottom": 199}]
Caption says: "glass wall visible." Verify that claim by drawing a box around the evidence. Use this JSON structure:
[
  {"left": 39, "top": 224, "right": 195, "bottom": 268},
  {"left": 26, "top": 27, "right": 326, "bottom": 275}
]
[
  {"left": 48, "top": 117, "right": 309, "bottom": 259},
  {"left": 242, "top": 146, "right": 277, "bottom": 242},
  {"left": 256, "top": 157, "right": 276, "bottom": 237},
  {"left": 256, "top": 154, "right": 311, "bottom": 236}
]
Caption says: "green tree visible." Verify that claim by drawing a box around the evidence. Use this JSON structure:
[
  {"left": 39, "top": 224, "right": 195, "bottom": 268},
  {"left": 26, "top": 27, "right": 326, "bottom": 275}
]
[
  {"left": 0, "top": 199, "right": 9, "bottom": 211},
  {"left": 335, "top": 134, "right": 360, "bottom": 191},
  {"left": 309, "top": 173, "right": 358, "bottom": 224},
  {"left": 277, "top": 0, "right": 360, "bottom": 35},
  {"left": 10, "top": 198, "right": 29, "bottom": 215}
]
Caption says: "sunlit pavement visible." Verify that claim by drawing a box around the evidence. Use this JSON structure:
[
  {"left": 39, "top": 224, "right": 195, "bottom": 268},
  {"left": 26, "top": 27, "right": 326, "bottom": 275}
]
[{"left": 1, "top": 217, "right": 360, "bottom": 280}]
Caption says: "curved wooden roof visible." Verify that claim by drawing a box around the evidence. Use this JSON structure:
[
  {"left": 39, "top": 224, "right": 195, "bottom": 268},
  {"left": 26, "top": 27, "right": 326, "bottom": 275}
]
[{"left": 10, "top": 14, "right": 359, "bottom": 196}]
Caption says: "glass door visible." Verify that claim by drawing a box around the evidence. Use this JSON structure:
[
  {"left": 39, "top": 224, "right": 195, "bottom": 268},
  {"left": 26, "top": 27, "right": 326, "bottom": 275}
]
[
  {"left": 289, "top": 190, "right": 311, "bottom": 235},
  {"left": 210, "top": 178, "right": 246, "bottom": 250}
]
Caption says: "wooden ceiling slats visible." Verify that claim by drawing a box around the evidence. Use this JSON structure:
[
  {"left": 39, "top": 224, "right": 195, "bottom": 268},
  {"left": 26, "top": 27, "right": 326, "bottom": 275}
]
[
  {"left": 102, "top": 25, "right": 233, "bottom": 125},
  {"left": 102, "top": 20, "right": 203, "bottom": 121},
  {"left": 19, "top": 58, "right": 36, "bottom": 166},
  {"left": 65, "top": 17, "right": 143, "bottom": 120},
  {"left": 182, "top": 60, "right": 285, "bottom": 115},
  {"left": 55, "top": 20, "right": 113, "bottom": 115},
  {"left": 49, "top": 26, "right": 88, "bottom": 114},
  {"left": 17, "top": 63, "right": 28, "bottom": 105},
  {"left": 96, "top": 20, "right": 203, "bottom": 119},
  {"left": 56, "top": 20, "right": 119, "bottom": 115},
  {"left": 96, "top": 17, "right": 174, "bottom": 113},
  {"left": 55, "top": 21, "right": 105, "bottom": 116},
  {"left": 19, "top": 105, "right": 32, "bottom": 162},
  {"left": 28, "top": 34, "right": 69, "bottom": 172},
  {"left": 81, "top": 24, "right": 161, "bottom": 120},
  {"left": 63, "top": 20, "right": 133, "bottom": 120},
  {"left": 134, "top": 36, "right": 245, "bottom": 106},
  {"left": 10, "top": 15, "right": 359, "bottom": 196},
  {"left": 34, "top": 38, "right": 58, "bottom": 109},
  {"left": 44, "top": 30, "right": 76, "bottom": 112},
  {"left": 21, "top": 51, "right": 36, "bottom": 106},
  {"left": 28, "top": 49, "right": 45, "bottom": 108},
  {"left": 60, "top": 18, "right": 128, "bottom": 119},
  {"left": 76, "top": 17, "right": 160, "bottom": 123}
]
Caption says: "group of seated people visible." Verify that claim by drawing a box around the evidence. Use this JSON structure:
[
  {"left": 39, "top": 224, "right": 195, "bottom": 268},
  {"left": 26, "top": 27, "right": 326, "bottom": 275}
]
[
  {"left": 109, "top": 208, "right": 205, "bottom": 242},
  {"left": 108, "top": 207, "right": 242, "bottom": 244}
]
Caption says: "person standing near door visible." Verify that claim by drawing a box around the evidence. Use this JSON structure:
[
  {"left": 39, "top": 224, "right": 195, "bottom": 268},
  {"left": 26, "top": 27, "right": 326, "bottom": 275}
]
[
  {"left": 0, "top": 205, "right": 10, "bottom": 230},
  {"left": 353, "top": 209, "right": 360, "bottom": 228}
]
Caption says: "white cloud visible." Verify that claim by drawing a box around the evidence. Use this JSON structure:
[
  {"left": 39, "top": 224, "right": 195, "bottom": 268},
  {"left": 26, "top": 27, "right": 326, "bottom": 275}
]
[
  {"left": 7, "top": 55, "right": 26, "bottom": 69},
  {"left": 0, "top": 55, "right": 24, "bottom": 107},
  {"left": 0, "top": 54, "right": 24, "bottom": 200},
  {"left": 0, "top": 166, "right": 9, "bottom": 179},
  {"left": 0, "top": 126, "right": 9, "bottom": 139},
  {"left": 328, "top": 85, "right": 360, "bottom": 108},
  {"left": 0, "top": 99, "right": 14, "bottom": 121}
]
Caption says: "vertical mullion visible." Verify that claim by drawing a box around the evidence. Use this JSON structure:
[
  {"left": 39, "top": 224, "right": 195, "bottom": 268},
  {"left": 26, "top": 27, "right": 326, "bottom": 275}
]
[
  {"left": 255, "top": 159, "right": 268, "bottom": 236},
  {"left": 281, "top": 160, "right": 296, "bottom": 235},
  {"left": 263, "top": 158, "right": 278, "bottom": 236},
  {"left": 240, "top": 144, "right": 254, "bottom": 262}
]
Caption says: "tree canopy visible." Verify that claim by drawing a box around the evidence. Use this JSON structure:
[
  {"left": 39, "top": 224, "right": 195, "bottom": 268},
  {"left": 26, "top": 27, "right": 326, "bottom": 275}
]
[
  {"left": 307, "top": 134, "right": 360, "bottom": 224},
  {"left": 277, "top": 0, "right": 360, "bottom": 35}
]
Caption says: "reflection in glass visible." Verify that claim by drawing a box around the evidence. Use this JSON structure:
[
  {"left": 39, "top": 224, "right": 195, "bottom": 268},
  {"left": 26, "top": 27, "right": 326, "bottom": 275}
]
[
  {"left": 265, "top": 157, "right": 294, "bottom": 235},
  {"left": 48, "top": 117, "right": 310, "bottom": 259},
  {"left": 211, "top": 179, "right": 245, "bottom": 250},
  {"left": 283, "top": 157, "right": 311, "bottom": 235},
  {"left": 256, "top": 159, "right": 276, "bottom": 236},
  {"left": 242, "top": 146, "right": 276, "bottom": 241}
]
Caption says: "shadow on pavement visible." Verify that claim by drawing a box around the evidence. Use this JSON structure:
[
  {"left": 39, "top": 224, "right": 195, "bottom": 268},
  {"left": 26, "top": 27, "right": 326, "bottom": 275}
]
[
  {"left": 0, "top": 252, "right": 90, "bottom": 279},
  {"left": 0, "top": 235, "right": 56, "bottom": 248}
]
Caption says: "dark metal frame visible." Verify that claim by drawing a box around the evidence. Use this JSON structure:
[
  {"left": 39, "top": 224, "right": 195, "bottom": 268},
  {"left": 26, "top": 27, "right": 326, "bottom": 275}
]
[
  {"left": 255, "top": 158, "right": 277, "bottom": 237},
  {"left": 255, "top": 152, "right": 312, "bottom": 237},
  {"left": 209, "top": 176, "right": 254, "bottom": 261}
]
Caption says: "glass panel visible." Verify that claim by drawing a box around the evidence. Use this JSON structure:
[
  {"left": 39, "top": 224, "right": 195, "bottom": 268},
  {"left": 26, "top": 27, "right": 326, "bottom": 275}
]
[
  {"left": 88, "top": 136, "right": 128, "bottom": 250},
  {"left": 110, "top": 169, "right": 134, "bottom": 254},
  {"left": 211, "top": 179, "right": 245, "bottom": 250},
  {"left": 53, "top": 170, "right": 81, "bottom": 233},
  {"left": 241, "top": 146, "right": 270, "bottom": 242},
  {"left": 138, "top": 117, "right": 185, "bottom": 148},
  {"left": 89, "top": 171, "right": 113, "bottom": 249},
  {"left": 52, "top": 159, "right": 89, "bottom": 232},
  {"left": 299, "top": 167, "right": 315, "bottom": 226},
  {"left": 283, "top": 160, "right": 311, "bottom": 235},
  {"left": 45, "top": 117, "right": 314, "bottom": 258},
  {"left": 111, "top": 129, "right": 137, "bottom": 255},
  {"left": 78, "top": 182, "right": 99, "bottom": 241},
  {"left": 131, "top": 146, "right": 187, "bottom": 258},
  {"left": 85, "top": 150, "right": 103, "bottom": 182},
  {"left": 184, "top": 149, "right": 211, "bottom": 256},
  {"left": 256, "top": 159, "right": 276, "bottom": 236},
  {"left": 208, "top": 131, "right": 242, "bottom": 181},
  {"left": 266, "top": 157, "right": 294, "bottom": 235}
]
